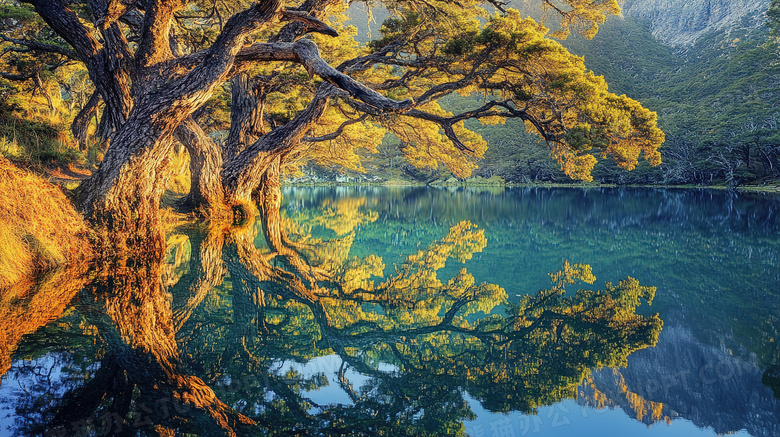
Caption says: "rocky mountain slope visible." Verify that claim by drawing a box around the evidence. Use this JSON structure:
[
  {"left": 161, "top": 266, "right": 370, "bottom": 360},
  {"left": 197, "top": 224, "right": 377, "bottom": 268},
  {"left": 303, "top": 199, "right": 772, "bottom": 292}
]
[{"left": 620, "top": 0, "right": 772, "bottom": 46}]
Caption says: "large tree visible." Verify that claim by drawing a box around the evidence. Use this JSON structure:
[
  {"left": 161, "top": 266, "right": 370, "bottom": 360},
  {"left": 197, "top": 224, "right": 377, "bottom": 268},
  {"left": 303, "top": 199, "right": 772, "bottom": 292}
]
[{"left": 9, "top": 0, "right": 663, "bottom": 236}]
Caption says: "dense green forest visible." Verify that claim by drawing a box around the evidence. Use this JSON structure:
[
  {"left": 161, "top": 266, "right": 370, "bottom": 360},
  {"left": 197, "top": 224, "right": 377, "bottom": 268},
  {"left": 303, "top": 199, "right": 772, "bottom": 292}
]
[{"left": 561, "top": 16, "right": 780, "bottom": 187}]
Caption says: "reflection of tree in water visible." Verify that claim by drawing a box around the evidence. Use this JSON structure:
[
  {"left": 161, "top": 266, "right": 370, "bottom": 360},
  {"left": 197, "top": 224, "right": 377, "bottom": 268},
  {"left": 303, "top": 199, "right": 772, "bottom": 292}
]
[
  {"left": 0, "top": 264, "right": 90, "bottom": 383},
  {"left": 10, "top": 242, "right": 257, "bottom": 436},
  {"left": 2, "top": 198, "right": 662, "bottom": 436}
]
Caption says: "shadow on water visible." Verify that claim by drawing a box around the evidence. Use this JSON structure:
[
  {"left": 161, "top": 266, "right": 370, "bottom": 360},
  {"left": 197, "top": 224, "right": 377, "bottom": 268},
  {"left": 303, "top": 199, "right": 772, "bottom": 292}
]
[{"left": 0, "top": 190, "right": 665, "bottom": 436}]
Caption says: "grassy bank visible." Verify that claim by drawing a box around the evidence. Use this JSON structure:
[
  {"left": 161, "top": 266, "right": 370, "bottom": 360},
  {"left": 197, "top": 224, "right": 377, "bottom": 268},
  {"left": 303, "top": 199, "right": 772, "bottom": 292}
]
[{"left": 0, "top": 157, "right": 93, "bottom": 288}]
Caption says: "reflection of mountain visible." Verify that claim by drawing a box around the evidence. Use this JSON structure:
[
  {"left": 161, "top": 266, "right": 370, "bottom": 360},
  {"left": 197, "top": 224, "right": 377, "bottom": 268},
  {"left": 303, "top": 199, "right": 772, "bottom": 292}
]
[
  {"left": 579, "top": 369, "right": 672, "bottom": 425},
  {"left": 580, "top": 323, "right": 780, "bottom": 437}
]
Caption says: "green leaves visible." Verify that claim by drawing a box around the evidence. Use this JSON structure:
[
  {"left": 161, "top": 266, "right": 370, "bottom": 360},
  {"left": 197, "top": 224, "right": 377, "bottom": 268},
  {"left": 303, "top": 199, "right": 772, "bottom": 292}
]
[
  {"left": 442, "top": 34, "right": 476, "bottom": 56},
  {"left": 0, "top": 3, "right": 41, "bottom": 24}
]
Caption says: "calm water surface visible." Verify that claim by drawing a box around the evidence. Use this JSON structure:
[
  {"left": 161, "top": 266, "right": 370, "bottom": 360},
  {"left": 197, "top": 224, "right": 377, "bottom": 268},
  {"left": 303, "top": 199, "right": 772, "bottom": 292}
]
[{"left": 0, "top": 187, "right": 778, "bottom": 436}]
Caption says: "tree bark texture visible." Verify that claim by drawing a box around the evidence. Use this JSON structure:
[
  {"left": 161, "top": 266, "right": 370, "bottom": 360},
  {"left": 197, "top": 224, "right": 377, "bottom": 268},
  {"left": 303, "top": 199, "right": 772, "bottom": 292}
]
[
  {"left": 175, "top": 118, "right": 228, "bottom": 215},
  {"left": 77, "top": 1, "right": 282, "bottom": 224},
  {"left": 222, "top": 84, "right": 334, "bottom": 204},
  {"left": 71, "top": 91, "right": 101, "bottom": 150},
  {"left": 26, "top": 0, "right": 416, "bottom": 229},
  {"left": 225, "top": 74, "right": 266, "bottom": 160},
  {"left": 26, "top": 0, "right": 280, "bottom": 221},
  {"left": 30, "top": 0, "right": 134, "bottom": 134}
]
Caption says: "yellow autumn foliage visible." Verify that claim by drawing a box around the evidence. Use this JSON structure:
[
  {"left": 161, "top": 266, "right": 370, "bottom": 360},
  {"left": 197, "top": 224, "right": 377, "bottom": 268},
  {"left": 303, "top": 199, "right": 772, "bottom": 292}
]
[{"left": 341, "top": 5, "right": 664, "bottom": 180}]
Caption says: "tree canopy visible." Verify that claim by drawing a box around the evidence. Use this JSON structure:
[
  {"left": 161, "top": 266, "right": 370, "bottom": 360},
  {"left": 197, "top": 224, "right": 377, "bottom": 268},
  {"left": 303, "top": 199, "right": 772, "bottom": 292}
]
[
  {"left": 0, "top": 0, "right": 663, "bottom": 234},
  {"left": 769, "top": 0, "right": 780, "bottom": 37}
]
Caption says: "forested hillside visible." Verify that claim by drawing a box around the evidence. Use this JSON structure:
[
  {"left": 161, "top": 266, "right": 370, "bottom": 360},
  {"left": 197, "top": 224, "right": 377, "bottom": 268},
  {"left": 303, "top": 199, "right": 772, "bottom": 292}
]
[
  {"left": 346, "top": 0, "right": 780, "bottom": 187},
  {"left": 562, "top": 11, "right": 780, "bottom": 187}
]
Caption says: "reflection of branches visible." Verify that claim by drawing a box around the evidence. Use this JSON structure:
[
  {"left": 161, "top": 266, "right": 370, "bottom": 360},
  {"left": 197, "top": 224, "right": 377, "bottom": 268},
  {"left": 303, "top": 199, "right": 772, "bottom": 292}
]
[
  {"left": 27, "top": 243, "right": 258, "bottom": 437},
  {"left": 253, "top": 158, "right": 329, "bottom": 287},
  {"left": 227, "top": 220, "right": 334, "bottom": 329},
  {"left": 0, "top": 265, "right": 89, "bottom": 381},
  {"left": 170, "top": 223, "right": 229, "bottom": 332},
  {"left": 217, "top": 205, "right": 662, "bottom": 430},
  {"left": 7, "top": 197, "right": 663, "bottom": 436}
]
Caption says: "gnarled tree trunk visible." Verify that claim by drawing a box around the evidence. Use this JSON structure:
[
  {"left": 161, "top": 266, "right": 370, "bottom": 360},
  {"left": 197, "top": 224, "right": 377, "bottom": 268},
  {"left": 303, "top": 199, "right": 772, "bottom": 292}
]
[
  {"left": 75, "top": 0, "right": 282, "bottom": 231},
  {"left": 29, "top": 0, "right": 412, "bottom": 233},
  {"left": 175, "top": 118, "right": 229, "bottom": 216},
  {"left": 71, "top": 91, "right": 101, "bottom": 151},
  {"left": 225, "top": 73, "right": 266, "bottom": 159}
]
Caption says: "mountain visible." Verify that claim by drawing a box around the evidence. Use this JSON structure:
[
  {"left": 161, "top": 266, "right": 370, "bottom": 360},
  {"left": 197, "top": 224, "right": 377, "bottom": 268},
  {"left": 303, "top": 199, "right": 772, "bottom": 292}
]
[
  {"left": 559, "top": 0, "right": 780, "bottom": 187},
  {"left": 621, "top": 0, "right": 772, "bottom": 47},
  {"left": 499, "top": 0, "right": 780, "bottom": 186}
]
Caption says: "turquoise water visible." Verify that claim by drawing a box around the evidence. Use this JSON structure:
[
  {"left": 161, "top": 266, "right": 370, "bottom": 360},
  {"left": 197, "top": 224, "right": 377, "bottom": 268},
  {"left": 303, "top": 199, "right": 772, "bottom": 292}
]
[{"left": 0, "top": 187, "right": 778, "bottom": 436}]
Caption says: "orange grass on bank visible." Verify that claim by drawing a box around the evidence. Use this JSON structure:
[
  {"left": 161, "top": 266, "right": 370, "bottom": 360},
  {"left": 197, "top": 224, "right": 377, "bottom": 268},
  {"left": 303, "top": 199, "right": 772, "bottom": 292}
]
[{"left": 0, "top": 156, "right": 93, "bottom": 288}]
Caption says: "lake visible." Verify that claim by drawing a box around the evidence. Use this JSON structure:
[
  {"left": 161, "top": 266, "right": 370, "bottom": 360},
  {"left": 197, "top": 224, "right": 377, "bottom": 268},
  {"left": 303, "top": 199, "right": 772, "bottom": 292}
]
[{"left": 1, "top": 186, "right": 778, "bottom": 436}]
